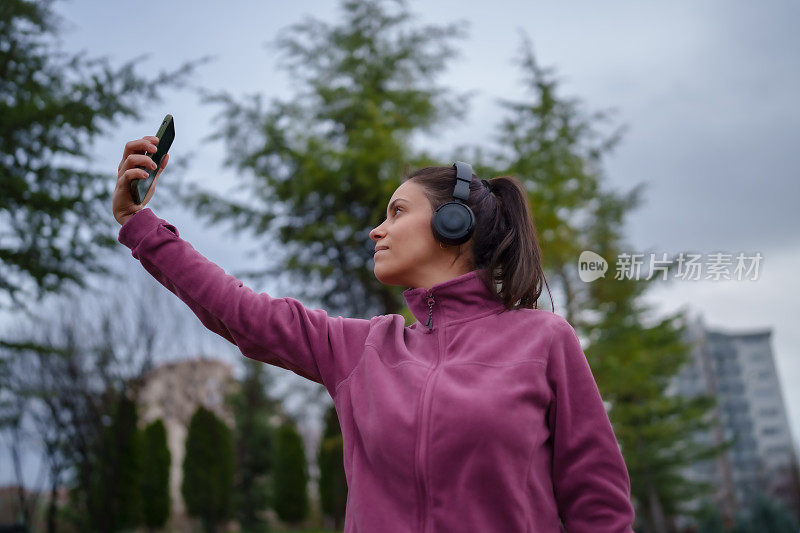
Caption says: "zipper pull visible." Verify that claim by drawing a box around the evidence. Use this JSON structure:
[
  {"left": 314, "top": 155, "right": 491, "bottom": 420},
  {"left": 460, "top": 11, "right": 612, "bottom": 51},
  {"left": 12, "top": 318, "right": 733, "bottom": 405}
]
[{"left": 425, "top": 292, "right": 435, "bottom": 333}]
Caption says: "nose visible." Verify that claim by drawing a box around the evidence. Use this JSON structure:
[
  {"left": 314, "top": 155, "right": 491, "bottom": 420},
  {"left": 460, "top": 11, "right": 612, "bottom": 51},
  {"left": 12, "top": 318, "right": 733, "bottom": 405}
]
[{"left": 369, "top": 221, "right": 385, "bottom": 242}]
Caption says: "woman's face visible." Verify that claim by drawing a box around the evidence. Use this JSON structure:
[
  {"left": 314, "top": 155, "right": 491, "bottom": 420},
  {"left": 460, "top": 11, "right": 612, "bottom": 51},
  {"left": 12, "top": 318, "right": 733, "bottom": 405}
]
[{"left": 369, "top": 180, "right": 473, "bottom": 289}]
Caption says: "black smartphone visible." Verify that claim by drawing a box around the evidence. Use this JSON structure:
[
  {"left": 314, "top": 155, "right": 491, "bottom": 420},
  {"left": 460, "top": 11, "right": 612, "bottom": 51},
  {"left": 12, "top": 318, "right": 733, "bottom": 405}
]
[{"left": 130, "top": 114, "right": 175, "bottom": 204}]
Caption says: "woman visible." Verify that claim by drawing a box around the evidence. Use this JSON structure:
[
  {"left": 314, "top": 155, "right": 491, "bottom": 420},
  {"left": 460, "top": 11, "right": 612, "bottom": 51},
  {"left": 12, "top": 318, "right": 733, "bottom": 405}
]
[{"left": 113, "top": 136, "right": 635, "bottom": 532}]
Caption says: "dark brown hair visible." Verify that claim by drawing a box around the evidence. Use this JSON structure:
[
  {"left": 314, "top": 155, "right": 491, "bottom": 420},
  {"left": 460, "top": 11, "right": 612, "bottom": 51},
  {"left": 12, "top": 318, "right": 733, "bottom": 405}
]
[{"left": 403, "top": 166, "right": 553, "bottom": 312}]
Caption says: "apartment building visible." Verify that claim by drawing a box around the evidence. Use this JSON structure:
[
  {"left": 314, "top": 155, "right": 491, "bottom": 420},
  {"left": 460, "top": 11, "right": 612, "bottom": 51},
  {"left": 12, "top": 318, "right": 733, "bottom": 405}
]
[{"left": 669, "top": 314, "right": 800, "bottom": 524}]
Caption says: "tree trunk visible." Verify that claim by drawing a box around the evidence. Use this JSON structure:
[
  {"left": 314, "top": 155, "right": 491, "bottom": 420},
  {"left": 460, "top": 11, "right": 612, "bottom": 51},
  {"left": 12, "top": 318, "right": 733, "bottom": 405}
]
[
  {"left": 646, "top": 481, "right": 670, "bottom": 533},
  {"left": 47, "top": 478, "right": 59, "bottom": 533}
]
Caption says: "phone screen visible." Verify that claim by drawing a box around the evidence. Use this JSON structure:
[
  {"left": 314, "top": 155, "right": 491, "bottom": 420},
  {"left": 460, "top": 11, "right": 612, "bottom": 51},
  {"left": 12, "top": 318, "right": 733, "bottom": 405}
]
[{"left": 131, "top": 114, "right": 175, "bottom": 204}]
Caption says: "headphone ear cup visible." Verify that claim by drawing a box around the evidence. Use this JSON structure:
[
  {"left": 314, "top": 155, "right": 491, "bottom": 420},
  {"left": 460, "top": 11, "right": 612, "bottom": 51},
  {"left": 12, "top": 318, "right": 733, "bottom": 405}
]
[{"left": 432, "top": 202, "right": 475, "bottom": 246}]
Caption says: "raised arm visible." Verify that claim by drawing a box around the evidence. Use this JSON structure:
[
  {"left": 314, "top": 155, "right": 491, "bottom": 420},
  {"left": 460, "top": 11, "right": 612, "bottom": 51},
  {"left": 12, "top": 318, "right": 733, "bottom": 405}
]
[
  {"left": 118, "top": 208, "right": 372, "bottom": 396},
  {"left": 546, "top": 318, "right": 636, "bottom": 532}
]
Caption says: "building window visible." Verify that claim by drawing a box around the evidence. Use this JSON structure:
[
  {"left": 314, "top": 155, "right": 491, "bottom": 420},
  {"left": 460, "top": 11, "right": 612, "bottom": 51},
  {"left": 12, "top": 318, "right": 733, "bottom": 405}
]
[{"left": 765, "top": 445, "right": 787, "bottom": 456}]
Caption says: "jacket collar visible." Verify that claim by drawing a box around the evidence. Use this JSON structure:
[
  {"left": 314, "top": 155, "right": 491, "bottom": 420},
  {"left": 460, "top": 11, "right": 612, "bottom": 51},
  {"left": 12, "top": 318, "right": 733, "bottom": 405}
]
[{"left": 402, "top": 269, "right": 506, "bottom": 329}]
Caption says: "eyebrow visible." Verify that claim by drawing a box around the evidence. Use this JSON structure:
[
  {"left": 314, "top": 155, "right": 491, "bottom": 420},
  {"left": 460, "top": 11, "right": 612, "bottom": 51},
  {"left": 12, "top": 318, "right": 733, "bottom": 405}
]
[{"left": 386, "top": 198, "right": 408, "bottom": 216}]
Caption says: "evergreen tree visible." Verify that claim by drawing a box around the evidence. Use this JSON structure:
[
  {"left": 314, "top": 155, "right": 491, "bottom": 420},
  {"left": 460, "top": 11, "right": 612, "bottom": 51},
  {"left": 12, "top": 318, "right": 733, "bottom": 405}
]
[
  {"left": 731, "top": 492, "right": 800, "bottom": 533},
  {"left": 485, "top": 32, "right": 627, "bottom": 323},
  {"left": 0, "top": 0, "right": 203, "bottom": 315},
  {"left": 114, "top": 394, "right": 144, "bottom": 529},
  {"left": 317, "top": 404, "right": 347, "bottom": 530},
  {"left": 178, "top": 0, "right": 468, "bottom": 319},
  {"left": 225, "top": 358, "right": 284, "bottom": 532},
  {"left": 695, "top": 501, "right": 729, "bottom": 533},
  {"left": 271, "top": 419, "right": 309, "bottom": 525},
  {"left": 83, "top": 392, "right": 144, "bottom": 531},
  {"left": 140, "top": 419, "right": 171, "bottom": 530},
  {"left": 485, "top": 35, "right": 730, "bottom": 531},
  {"left": 582, "top": 190, "right": 732, "bottom": 533},
  {"left": 696, "top": 494, "right": 800, "bottom": 533},
  {"left": 182, "top": 406, "right": 235, "bottom": 533}
]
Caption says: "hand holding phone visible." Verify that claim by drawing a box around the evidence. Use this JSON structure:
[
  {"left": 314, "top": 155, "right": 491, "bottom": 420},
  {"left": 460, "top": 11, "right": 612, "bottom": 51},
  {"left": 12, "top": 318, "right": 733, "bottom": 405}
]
[{"left": 112, "top": 114, "right": 174, "bottom": 226}]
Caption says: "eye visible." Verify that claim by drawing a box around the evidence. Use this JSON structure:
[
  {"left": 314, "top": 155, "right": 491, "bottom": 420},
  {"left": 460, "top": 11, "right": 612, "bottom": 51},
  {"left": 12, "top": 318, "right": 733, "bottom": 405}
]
[{"left": 393, "top": 206, "right": 402, "bottom": 215}]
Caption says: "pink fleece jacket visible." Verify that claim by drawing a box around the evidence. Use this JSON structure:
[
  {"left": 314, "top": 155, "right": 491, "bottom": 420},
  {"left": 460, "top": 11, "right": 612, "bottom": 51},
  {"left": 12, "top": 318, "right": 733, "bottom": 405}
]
[{"left": 119, "top": 208, "right": 635, "bottom": 532}]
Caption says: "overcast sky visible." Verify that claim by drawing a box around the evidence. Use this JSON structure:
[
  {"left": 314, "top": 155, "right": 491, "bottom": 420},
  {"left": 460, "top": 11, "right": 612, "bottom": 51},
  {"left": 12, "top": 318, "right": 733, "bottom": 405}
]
[{"left": 3, "top": 0, "right": 799, "bottom": 488}]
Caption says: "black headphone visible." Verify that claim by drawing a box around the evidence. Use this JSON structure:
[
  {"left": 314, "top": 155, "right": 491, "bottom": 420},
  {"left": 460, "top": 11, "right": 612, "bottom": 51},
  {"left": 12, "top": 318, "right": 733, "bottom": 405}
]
[{"left": 431, "top": 161, "right": 477, "bottom": 246}]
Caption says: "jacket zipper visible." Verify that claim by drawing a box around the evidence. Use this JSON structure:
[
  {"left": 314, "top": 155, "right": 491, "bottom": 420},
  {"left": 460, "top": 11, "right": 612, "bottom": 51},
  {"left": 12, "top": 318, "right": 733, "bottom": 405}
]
[
  {"left": 425, "top": 290, "right": 435, "bottom": 333},
  {"left": 416, "top": 289, "right": 438, "bottom": 532}
]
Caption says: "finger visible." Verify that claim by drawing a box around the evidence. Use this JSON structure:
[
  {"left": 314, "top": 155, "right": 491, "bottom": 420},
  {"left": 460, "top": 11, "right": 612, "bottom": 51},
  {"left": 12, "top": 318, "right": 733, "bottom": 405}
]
[
  {"left": 121, "top": 153, "right": 159, "bottom": 173},
  {"left": 123, "top": 167, "right": 151, "bottom": 183},
  {"left": 134, "top": 137, "right": 159, "bottom": 154},
  {"left": 121, "top": 138, "right": 159, "bottom": 164}
]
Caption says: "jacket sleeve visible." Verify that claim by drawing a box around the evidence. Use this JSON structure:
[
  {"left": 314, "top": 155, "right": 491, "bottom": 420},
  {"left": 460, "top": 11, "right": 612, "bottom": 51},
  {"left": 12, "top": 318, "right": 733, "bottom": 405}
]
[
  {"left": 118, "top": 208, "right": 371, "bottom": 396},
  {"left": 546, "top": 318, "right": 635, "bottom": 532}
]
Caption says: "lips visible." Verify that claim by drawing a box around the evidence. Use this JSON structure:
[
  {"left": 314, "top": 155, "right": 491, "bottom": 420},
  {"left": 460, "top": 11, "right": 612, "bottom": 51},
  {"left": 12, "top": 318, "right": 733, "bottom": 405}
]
[{"left": 374, "top": 246, "right": 389, "bottom": 254}]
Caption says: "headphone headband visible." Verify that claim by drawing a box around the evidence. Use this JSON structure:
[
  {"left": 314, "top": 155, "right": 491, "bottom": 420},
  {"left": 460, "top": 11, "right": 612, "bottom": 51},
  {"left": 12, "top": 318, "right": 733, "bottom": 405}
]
[{"left": 452, "top": 161, "right": 473, "bottom": 203}]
